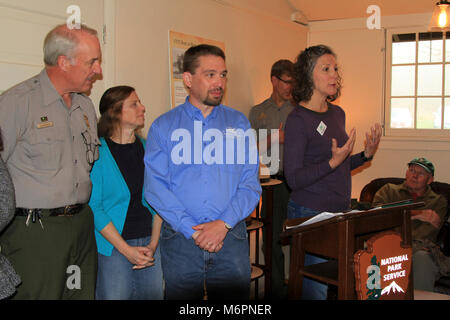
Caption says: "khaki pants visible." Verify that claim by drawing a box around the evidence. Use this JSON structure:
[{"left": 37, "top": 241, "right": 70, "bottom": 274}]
[{"left": 0, "top": 205, "right": 97, "bottom": 300}]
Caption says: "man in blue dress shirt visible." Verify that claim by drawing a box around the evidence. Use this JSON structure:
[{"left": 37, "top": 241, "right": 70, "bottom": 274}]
[{"left": 144, "top": 44, "right": 261, "bottom": 300}]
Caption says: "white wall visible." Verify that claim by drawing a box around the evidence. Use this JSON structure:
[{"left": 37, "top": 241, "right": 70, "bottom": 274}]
[
  {"left": 110, "top": 0, "right": 307, "bottom": 134},
  {"left": 5, "top": 1, "right": 448, "bottom": 200},
  {"left": 308, "top": 13, "right": 450, "bottom": 199},
  {"left": 0, "top": 0, "right": 105, "bottom": 103}
]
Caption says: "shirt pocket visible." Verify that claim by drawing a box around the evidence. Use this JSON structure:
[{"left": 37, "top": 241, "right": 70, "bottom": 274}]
[{"left": 27, "top": 126, "right": 66, "bottom": 171}]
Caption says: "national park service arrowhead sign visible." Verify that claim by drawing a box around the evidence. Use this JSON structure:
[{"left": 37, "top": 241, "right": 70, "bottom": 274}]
[{"left": 354, "top": 232, "right": 412, "bottom": 300}]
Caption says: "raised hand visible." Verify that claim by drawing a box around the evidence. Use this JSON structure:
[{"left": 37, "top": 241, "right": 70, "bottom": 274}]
[
  {"left": 364, "top": 123, "right": 382, "bottom": 158},
  {"left": 329, "top": 128, "right": 356, "bottom": 169}
]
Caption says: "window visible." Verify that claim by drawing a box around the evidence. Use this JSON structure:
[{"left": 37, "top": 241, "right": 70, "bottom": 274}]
[{"left": 385, "top": 28, "right": 450, "bottom": 137}]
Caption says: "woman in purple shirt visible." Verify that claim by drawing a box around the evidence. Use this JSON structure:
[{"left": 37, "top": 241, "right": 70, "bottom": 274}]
[{"left": 284, "top": 45, "right": 381, "bottom": 299}]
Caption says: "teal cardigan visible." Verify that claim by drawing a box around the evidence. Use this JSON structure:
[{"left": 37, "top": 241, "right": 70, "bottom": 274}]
[{"left": 89, "top": 136, "right": 156, "bottom": 256}]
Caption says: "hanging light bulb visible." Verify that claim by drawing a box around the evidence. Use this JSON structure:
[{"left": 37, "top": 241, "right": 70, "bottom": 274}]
[
  {"left": 429, "top": 0, "right": 450, "bottom": 31},
  {"left": 439, "top": 5, "right": 448, "bottom": 27}
]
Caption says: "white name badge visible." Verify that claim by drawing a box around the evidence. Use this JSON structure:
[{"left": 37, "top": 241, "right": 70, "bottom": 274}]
[{"left": 316, "top": 121, "right": 327, "bottom": 136}]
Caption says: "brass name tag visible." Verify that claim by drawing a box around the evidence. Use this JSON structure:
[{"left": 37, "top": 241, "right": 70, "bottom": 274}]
[{"left": 37, "top": 121, "right": 53, "bottom": 129}]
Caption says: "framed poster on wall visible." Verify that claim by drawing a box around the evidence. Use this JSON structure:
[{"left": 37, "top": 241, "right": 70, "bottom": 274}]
[{"left": 168, "top": 31, "right": 226, "bottom": 108}]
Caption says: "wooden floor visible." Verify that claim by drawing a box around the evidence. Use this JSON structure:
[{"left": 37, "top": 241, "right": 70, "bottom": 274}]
[{"left": 414, "top": 290, "right": 450, "bottom": 300}]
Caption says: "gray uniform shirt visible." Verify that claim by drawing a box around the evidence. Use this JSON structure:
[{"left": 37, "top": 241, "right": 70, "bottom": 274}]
[
  {"left": 248, "top": 97, "right": 295, "bottom": 174},
  {"left": 0, "top": 69, "right": 99, "bottom": 208}
]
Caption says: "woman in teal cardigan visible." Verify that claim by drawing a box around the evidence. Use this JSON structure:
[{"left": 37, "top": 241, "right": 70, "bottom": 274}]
[{"left": 89, "top": 86, "right": 163, "bottom": 300}]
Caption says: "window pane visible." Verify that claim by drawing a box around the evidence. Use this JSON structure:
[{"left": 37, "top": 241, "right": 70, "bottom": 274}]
[
  {"left": 417, "top": 65, "right": 442, "bottom": 96},
  {"left": 444, "top": 98, "right": 450, "bottom": 129},
  {"left": 392, "top": 33, "right": 416, "bottom": 64},
  {"left": 391, "top": 66, "right": 415, "bottom": 96},
  {"left": 392, "top": 42, "right": 416, "bottom": 64},
  {"left": 390, "top": 98, "right": 414, "bottom": 128},
  {"left": 445, "top": 65, "right": 450, "bottom": 95},
  {"left": 417, "top": 97, "right": 442, "bottom": 129},
  {"left": 418, "top": 32, "right": 443, "bottom": 63},
  {"left": 446, "top": 39, "right": 450, "bottom": 62}
]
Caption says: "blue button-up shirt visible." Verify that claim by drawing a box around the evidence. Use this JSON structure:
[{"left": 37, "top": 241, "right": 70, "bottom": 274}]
[{"left": 144, "top": 97, "right": 261, "bottom": 239}]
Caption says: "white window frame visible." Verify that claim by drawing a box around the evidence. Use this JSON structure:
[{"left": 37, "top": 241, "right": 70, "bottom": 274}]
[{"left": 385, "top": 26, "right": 450, "bottom": 138}]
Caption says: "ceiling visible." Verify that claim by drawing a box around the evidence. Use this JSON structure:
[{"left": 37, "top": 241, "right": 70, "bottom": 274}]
[
  {"left": 289, "top": 0, "right": 435, "bottom": 22},
  {"left": 217, "top": 0, "right": 436, "bottom": 23}
]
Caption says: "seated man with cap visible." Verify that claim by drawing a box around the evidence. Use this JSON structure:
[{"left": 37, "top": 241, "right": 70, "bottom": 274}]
[{"left": 372, "top": 157, "right": 448, "bottom": 292}]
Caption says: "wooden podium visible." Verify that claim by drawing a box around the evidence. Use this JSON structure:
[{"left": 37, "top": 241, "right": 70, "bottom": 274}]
[{"left": 281, "top": 203, "right": 423, "bottom": 300}]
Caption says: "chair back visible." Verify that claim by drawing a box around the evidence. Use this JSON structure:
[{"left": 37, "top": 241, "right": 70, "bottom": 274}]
[{"left": 359, "top": 177, "right": 450, "bottom": 255}]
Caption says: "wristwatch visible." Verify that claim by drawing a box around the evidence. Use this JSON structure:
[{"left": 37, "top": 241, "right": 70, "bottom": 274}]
[
  {"left": 224, "top": 222, "right": 232, "bottom": 231},
  {"left": 361, "top": 151, "right": 373, "bottom": 162}
]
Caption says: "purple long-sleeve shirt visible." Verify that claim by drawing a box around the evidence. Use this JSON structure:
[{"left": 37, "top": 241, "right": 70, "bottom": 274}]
[{"left": 284, "top": 103, "right": 365, "bottom": 213}]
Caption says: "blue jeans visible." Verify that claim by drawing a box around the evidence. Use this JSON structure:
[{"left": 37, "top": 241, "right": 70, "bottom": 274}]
[
  {"left": 160, "top": 220, "right": 251, "bottom": 300},
  {"left": 287, "top": 200, "right": 328, "bottom": 300},
  {"left": 96, "top": 236, "right": 164, "bottom": 300}
]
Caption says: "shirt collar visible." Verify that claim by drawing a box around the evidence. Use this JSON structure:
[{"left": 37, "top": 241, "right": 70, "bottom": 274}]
[
  {"left": 182, "top": 96, "right": 221, "bottom": 121},
  {"left": 38, "top": 69, "right": 63, "bottom": 108},
  {"left": 268, "top": 97, "right": 293, "bottom": 110},
  {"left": 399, "top": 181, "right": 432, "bottom": 199}
]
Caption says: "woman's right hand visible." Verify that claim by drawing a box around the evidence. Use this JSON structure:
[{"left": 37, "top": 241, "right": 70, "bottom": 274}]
[
  {"left": 99, "top": 222, "right": 156, "bottom": 269},
  {"left": 329, "top": 128, "right": 356, "bottom": 169},
  {"left": 121, "top": 245, "right": 155, "bottom": 269}
]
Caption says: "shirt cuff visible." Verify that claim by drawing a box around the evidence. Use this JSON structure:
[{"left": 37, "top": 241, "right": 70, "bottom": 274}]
[
  {"left": 361, "top": 151, "right": 374, "bottom": 162},
  {"left": 177, "top": 216, "right": 200, "bottom": 239}
]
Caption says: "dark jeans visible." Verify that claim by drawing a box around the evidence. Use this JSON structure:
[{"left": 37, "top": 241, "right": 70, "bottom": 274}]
[
  {"left": 160, "top": 220, "right": 250, "bottom": 300},
  {"left": 287, "top": 199, "right": 328, "bottom": 300}
]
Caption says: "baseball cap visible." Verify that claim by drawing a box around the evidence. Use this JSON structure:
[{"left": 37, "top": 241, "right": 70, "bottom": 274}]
[{"left": 408, "top": 157, "right": 434, "bottom": 176}]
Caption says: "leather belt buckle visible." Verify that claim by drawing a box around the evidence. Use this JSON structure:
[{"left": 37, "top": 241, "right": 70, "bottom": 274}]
[
  {"left": 62, "top": 205, "right": 71, "bottom": 216},
  {"left": 16, "top": 204, "right": 85, "bottom": 218}
]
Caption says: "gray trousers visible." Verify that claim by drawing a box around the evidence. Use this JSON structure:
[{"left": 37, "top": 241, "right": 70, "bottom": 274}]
[{"left": 413, "top": 250, "right": 439, "bottom": 292}]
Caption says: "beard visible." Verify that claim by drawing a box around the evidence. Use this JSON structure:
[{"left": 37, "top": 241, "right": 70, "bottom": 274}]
[{"left": 203, "top": 88, "right": 224, "bottom": 106}]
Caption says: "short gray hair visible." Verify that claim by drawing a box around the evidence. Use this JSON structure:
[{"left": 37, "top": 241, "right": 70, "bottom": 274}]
[{"left": 43, "top": 24, "right": 98, "bottom": 66}]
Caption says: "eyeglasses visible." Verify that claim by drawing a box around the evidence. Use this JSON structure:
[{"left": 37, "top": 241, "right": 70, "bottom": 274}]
[
  {"left": 275, "top": 76, "right": 294, "bottom": 85},
  {"left": 81, "top": 130, "right": 97, "bottom": 167}
]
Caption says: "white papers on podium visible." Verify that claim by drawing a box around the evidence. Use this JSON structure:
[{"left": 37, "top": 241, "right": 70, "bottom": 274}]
[{"left": 285, "top": 210, "right": 362, "bottom": 229}]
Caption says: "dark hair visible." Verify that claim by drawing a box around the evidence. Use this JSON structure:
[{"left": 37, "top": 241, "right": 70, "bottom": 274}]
[
  {"left": 292, "top": 44, "right": 341, "bottom": 104},
  {"left": 98, "top": 85, "right": 135, "bottom": 138},
  {"left": 0, "top": 128, "right": 3, "bottom": 152},
  {"left": 183, "top": 44, "right": 225, "bottom": 74},
  {"left": 270, "top": 59, "right": 294, "bottom": 79}
]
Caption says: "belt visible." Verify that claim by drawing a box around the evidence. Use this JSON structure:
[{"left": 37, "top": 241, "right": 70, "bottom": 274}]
[{"left": 15, "top": 204, "right": 86, "bottom": 218}]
